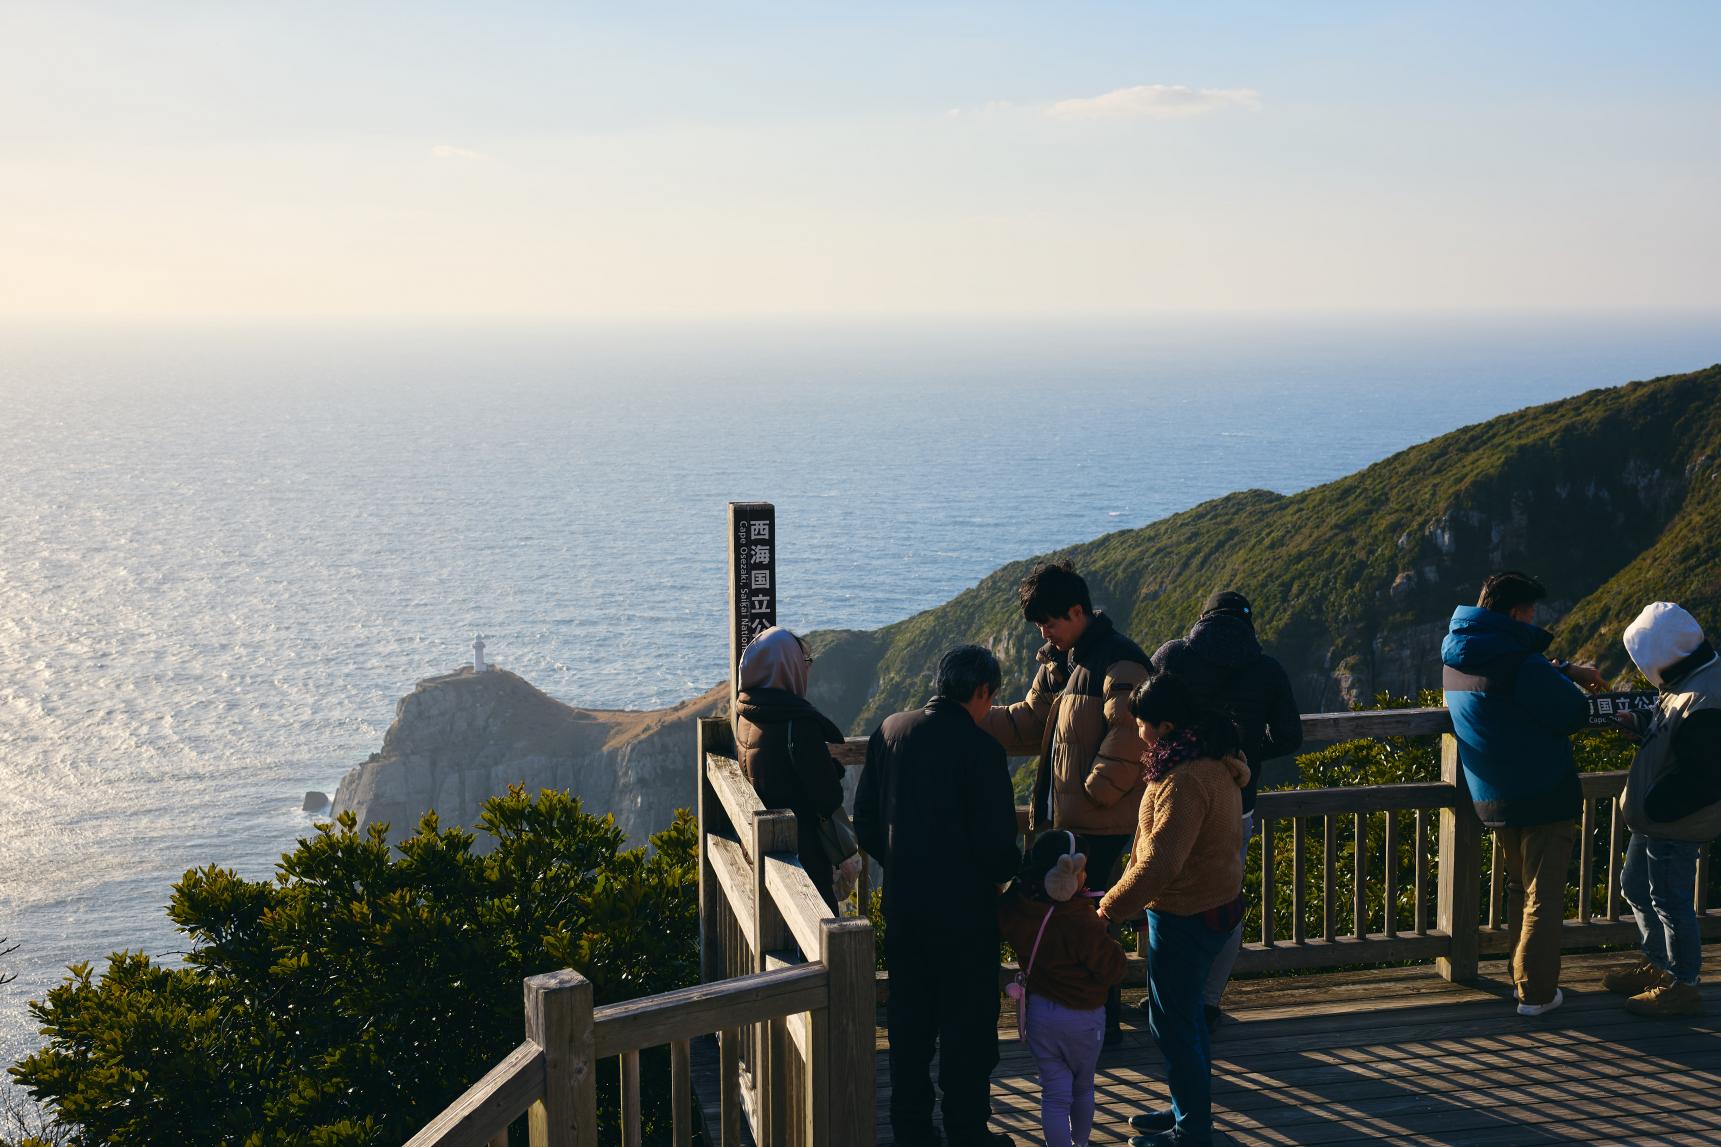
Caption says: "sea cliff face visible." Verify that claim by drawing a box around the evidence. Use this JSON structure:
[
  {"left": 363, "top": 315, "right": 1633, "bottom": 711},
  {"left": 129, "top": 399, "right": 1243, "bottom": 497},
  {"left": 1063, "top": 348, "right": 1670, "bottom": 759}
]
[{"left": 331, "top": 667, "right": 724, "bottom": 846}]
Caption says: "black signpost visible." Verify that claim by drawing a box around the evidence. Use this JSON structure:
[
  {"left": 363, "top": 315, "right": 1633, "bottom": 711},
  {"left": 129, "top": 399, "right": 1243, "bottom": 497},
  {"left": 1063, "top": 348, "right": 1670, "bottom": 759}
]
[{"left": 728, "top": 502, "right": 777, "bottom": 699}]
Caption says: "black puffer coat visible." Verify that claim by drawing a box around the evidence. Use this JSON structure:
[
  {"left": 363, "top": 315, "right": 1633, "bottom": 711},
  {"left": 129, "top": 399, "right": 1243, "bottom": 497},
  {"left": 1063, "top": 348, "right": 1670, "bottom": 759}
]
[
  {"left": 733, "top": 687, "right": 846, "bottom": 909},
  {"left": 1152, "top": 614, "right": 1302, "bottom": 814}
]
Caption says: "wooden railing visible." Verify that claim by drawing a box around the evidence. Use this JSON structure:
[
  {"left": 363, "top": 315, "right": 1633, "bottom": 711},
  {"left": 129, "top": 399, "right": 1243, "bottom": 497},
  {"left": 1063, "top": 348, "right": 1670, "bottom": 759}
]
[
  {"left": 405, "top": 719, "right": 874, "bottom": 1147},
  {"left": 834, "top": 706, "right": 1718, "bottom": 984},
  {"left": 407, "top": 703, "right": 1720, "bottom": 1147}
]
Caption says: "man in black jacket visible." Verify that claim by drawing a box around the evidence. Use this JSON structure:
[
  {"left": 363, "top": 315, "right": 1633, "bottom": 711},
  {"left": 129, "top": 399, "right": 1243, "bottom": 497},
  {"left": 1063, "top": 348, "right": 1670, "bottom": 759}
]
[
  {"left": 1151, "top": 590, "right": 1302, "bottom": 1026},
  {"left": 855, "top": 645, "right": 1021, "bottom": 1147}
]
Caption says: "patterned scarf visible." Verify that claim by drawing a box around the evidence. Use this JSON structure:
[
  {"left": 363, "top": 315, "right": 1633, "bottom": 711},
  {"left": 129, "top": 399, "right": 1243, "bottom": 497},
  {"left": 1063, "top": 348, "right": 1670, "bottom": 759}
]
[{"left": 1142, "top": 726, "right": 1203, "bottom": 782}]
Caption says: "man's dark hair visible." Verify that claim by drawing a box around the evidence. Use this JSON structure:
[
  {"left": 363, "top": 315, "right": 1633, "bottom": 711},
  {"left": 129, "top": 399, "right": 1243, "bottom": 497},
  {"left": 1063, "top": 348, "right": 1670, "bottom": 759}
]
[
  {"left": 935, "top": 644, "right": 1003, "bottom": 704},
  {"left": 1478, "top": 571, "right": 1547, "bottom": 615},
  {"left": 1018, "top": 561, "right": 1092, "bottom": 624}
]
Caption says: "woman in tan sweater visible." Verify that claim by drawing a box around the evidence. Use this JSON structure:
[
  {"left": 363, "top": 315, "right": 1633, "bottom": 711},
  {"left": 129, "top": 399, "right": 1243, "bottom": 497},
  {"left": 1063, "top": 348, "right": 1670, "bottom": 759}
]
[{"left": 1097, "top": 673, "right": 1247, "bottom": 1147}]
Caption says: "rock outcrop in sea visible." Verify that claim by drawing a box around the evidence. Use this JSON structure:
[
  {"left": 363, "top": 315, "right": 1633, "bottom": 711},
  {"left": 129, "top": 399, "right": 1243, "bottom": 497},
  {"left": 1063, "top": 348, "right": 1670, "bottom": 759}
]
[{"left": 331, "top": 667, "right": 724, "bottom": 846}]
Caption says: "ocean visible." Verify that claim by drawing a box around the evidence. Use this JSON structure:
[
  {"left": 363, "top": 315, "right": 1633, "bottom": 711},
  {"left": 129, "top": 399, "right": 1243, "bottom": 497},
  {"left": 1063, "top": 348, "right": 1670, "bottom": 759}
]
[{"left": 1, "top": 313, "right": 1717, "bottom": 1072}]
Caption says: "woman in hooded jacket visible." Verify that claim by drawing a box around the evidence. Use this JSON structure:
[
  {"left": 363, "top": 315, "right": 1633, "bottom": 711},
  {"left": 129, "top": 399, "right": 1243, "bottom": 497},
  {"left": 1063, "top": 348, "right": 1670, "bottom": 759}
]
[
  {"left": 732, "top": 626, "right": 849, "bottom": 910},
  {"left": 1097, "top": 672, "right": 1247, "bottom": 1147}
]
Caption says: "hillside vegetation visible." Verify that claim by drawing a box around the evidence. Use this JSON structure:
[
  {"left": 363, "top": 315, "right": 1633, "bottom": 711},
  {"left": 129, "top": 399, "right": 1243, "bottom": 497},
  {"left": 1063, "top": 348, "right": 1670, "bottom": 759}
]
[{"left": 807, "top": 366, "right": 1721, "bottom": 732}]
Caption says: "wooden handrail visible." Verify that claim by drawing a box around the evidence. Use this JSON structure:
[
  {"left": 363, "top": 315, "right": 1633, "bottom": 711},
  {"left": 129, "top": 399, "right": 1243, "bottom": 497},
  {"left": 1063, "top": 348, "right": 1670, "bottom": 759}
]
[
  {"left": 592, "top": 965, "right": 829, "bottom": 1059},
  {"left": 403, "top": 1040, "right": 545, "bottom": 1147}
]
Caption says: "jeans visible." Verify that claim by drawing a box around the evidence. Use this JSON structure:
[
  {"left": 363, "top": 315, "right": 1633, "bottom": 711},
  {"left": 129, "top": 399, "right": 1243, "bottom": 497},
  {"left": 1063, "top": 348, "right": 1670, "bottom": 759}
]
[
  {"left": 1024, "top": 994, "right": 1105, "bottom": 1147},
  {"left": 884, "top": 918, "right": 1002, "bottom": 1144},
  {"left": 1202, "top": 811, "right": 1255, "bottom": 1007},
  {"left": 1146, "top": 908, "right": 1230, "bottom": 1144},
  {"left": 1622, "top": 831, "right": 1703, "bottom": 985},
  {"left": 1497, "top": 820, "right": 1576, "bottom": 1006}
]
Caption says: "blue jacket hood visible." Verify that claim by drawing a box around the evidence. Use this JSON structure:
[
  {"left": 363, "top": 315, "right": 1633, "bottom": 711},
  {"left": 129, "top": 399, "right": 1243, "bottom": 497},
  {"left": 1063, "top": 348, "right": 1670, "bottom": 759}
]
[{"left": 1442, "top": 605, "right": 1553, "bottom": 672}]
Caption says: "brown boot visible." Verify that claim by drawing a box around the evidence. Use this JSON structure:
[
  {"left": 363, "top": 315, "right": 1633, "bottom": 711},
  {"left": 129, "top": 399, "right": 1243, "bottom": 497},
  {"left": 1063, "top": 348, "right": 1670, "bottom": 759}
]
[
  {"left": 1625, "top": 977, "right": 1703, "bottom": 1018},
  {"left": 1602, "top": 959, "right": 1665, "bottom": 996}
]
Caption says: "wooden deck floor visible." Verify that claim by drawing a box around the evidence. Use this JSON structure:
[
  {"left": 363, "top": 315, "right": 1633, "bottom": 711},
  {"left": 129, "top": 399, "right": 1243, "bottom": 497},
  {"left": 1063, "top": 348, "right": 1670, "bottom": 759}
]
[{"left": 874, "top": 948, "right": 1721, "bottom": 1146}]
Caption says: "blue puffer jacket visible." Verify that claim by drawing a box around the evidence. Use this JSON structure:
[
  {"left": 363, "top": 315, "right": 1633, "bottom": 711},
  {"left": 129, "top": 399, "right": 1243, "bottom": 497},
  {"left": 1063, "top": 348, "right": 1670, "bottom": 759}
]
[{"left": 1441, "top": 606, "right": 1587, "bottom": 828}]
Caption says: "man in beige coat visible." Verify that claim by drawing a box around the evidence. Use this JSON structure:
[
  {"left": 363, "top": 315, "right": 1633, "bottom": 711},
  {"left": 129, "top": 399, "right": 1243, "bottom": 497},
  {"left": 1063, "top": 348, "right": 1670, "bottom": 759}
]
[{"left": 980, "top": 561, "right": 1151, "bottom": 1041}]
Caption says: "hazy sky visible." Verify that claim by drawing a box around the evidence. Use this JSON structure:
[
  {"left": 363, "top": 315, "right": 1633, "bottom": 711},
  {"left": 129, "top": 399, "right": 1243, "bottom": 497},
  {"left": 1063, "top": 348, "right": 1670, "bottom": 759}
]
[{"left": 3, "top": 1, "right": 1719, "bottom": 320}]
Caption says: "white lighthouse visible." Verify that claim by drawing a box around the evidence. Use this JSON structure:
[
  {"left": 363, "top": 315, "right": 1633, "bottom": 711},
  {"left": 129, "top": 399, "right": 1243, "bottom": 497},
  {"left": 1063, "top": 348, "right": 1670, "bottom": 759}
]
[{"left": 472, "top": 634, "right": 488, "bottom": 673}]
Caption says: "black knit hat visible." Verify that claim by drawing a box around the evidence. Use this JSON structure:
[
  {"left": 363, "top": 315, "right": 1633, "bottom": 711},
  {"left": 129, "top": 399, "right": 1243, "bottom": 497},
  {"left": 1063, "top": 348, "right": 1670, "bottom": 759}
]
[{"left": 1201, "top": 590, "right": 1253, "bottom": 623}]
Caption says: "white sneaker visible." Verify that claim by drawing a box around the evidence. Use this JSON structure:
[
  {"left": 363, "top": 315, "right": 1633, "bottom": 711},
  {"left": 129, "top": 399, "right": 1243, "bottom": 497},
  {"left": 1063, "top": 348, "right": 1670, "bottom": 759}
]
[{"left": 1517, "top": 987, "right": 1564, "bottom": 1017}]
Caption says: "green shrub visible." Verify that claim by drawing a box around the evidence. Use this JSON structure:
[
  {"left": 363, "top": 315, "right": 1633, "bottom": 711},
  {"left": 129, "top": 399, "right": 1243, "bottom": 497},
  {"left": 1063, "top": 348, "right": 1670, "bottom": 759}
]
[{"left": 9, "top": 788, "right": 698, "bottom": 1146}]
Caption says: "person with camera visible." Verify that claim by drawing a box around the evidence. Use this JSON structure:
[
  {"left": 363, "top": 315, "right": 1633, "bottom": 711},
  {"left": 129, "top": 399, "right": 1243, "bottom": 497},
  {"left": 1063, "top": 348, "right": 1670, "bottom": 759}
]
[{"left": 1441, "top": 571, "right": 1604, "bottom": 1018}]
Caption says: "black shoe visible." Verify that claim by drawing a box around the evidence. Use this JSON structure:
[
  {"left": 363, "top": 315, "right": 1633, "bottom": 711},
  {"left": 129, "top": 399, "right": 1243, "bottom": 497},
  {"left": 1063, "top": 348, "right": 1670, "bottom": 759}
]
[
  {"left": 1104, "top": 1022, "right": 1124, "bottom": 1047},
  {"left": 1127, "top": 1131, "right": 1212, "bottom": 1147},
  {"left": 893, "top": 1127, "right": 942, "bottom": 1147},
  {"left": 946, "top": 1132, "right": 1012, "bottom": 1147},
  {"left": 1128, "top": 1108, "right": 1176, "bottom": 1133},
  {"left": 1205, "top": 1004, "right": 1223, "bottom": 1033}
]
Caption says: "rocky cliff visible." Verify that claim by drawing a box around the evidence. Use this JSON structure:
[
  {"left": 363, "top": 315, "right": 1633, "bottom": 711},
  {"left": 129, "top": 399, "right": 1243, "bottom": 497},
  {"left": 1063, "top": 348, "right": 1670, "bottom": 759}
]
[{"left": 331, "top": 667, "right": 724, "bottom": 846}]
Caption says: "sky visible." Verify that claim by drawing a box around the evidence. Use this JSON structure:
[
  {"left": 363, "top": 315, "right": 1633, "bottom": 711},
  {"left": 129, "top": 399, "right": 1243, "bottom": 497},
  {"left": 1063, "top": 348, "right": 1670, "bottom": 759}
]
[{"left": 2, "top": 1, "right": 1719, "bottom": 321}]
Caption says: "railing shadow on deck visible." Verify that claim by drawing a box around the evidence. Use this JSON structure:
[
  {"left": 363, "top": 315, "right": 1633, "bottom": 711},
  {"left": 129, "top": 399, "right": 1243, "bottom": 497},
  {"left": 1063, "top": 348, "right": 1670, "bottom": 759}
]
[{"left": 406, "top": 706, "right": 1719, "bottom": 1146}]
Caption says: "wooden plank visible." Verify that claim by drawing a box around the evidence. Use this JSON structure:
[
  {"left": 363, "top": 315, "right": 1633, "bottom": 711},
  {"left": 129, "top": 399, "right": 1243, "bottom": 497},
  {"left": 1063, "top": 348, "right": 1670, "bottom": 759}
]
[
  {"left": 762, "top": 852, "right": 834, "bottom": 960},
  {"left": 817, "top": 918, "right": 876, "bottom": 1147},
  {"left": 1259, "top": 816, "right": 1274, "bottom": 946},
  {"left": 1254, "top": 780, "right": 1457, "bottom": 818},
  {"left": 1579, "top": 768, "right": 1628, "bottom": 799},
  {"left": 592, "top": 964, "right": 828, "bottom": 1058},
  {"left": 404, "top": 1041, "right": 544, "bottom": 1147},
  {"left": 1578, "top": 795, "right": 1595, "bottom": 922},
  {"left": 1353, "top": 810, "right": 1366, "bottom": 939},
  {"left": 751, "top": 811, "right": 796, "bottom": 1147},
  {"left": 619, "top": 1051, "right": 641, "bottom": 1147},
  {"left": 1435, "top": 733, "right": 1480, "bottom": 984},
  {"left": 719, "top": 1026, "right": 742, "bottom": 1147},
  {"left": 706, "top": 754, "right": 767, "bottom": 861},
  {"left": 706, "top": 833, "right": 760, "bottom": 945},
  {"left": 670, "top": 1038, "right": 693, "bottom": 1147},
  {"left": 1486, "top": 831, "right": 1503, "bottom": 931},
  {"left": 525, "top": 969, "right": 595, "bottom": 1147},
  {"left": 1291, "top": 817, "right": 1306, "bottom": 944},
  {"left": 1383, "top": 810, "right": 1398, "bottom": 938},
  {"left": 1607, "top": 792, "right": 1625, "bottom": 920},
  {"left": 1414, "top": 808, "right": 1428, "bottom": 934},
  {"left": 1323, "top": 813, "right": 1337, "bottom": 942},
  {"left": 1299, "top": 707, "right": 1451, "bottom": 742},
  {"left": 1231, "top": 933, "right": 1449, "bottom": 975},
  {"left": 698, "top": 722, "right": 725, "bottom": 986}
]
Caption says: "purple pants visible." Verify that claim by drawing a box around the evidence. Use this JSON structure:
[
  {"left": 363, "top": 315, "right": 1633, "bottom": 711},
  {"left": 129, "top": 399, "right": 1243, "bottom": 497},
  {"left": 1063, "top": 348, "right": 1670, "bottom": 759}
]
[{"left": 1025, "top": 993, "right": 1105, "bottom": 1147}]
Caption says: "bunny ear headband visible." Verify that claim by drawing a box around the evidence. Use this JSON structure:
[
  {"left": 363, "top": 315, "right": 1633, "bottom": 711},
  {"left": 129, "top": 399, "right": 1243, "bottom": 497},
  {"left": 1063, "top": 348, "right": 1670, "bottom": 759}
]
[{"left": 1044, "top": 830, "right": 1088, "bottom": 902}]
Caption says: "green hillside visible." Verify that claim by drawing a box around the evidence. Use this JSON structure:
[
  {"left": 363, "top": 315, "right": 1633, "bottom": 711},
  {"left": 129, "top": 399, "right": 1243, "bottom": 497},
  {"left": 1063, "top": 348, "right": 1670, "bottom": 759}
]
[{"left": 806, "top": 366, "right": 1721, "bottom": 733}]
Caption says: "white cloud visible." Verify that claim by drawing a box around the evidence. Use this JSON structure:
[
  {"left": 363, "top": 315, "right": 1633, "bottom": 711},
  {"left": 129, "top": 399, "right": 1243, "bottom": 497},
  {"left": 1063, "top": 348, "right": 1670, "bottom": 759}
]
[
  {"left": 430, "top": 144, "right": 486, "bottom": 161},
  {"left": 1044, "top": 84, "right": 1261, "bottom": 121}
]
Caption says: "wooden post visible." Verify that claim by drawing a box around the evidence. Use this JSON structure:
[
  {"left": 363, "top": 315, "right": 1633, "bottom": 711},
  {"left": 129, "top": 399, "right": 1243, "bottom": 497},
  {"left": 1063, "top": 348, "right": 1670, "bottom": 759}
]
[
  {"left": 728, "top": 502, "right": 777, "bottom": 705},
  {"left": 671, "top": 1038, "right": 693, "bottom": 1147},
  {"left": 809, "top": 917, "right": 875, "bottom": 1147},
  {"left": 1435, "top": 733, "right": 1481, "bottom": 984},
  {"left": 719, "top": 1027, "right": 743, "bottom": 1147},
  {"left": 525, "top": 970, "right": 597, "bottom": 1147},
  {"left": 698, "top": 718, "right": 728, "bottom": 986},
  {"left": 752, "top": 811, "right": 797, "bottom": 1144},
  {"left": 1259, "top": 816, "right": 1274, "bottom": 946},
  {"left": 619, "top": 1052, "right": 641, "bottom": 1147}
]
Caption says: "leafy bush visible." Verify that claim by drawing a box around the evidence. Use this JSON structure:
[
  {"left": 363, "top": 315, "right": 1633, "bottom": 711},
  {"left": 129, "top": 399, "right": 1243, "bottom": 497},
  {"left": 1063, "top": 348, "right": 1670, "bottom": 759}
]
[{"left": 9, "top": 788, "right": 698, "bottom": 1146}]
